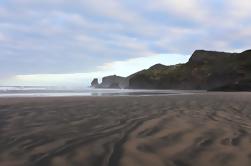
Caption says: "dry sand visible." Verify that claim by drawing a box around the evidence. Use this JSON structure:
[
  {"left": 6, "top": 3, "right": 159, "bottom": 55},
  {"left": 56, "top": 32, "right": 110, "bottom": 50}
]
[{"left": 0, "top": 92, "right": 251, "bottom": 166}]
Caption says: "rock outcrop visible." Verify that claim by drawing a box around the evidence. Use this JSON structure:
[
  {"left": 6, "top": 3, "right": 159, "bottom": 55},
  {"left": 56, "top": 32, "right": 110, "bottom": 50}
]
[
  {"left": 91, "top": 75, "right": 129, "bottom": 89},
  {"left": 91, "top": 78, "right": 99, "bottom": 88},
  {"left": 99, "top": 75, "right": 125, "bottom": 88}
]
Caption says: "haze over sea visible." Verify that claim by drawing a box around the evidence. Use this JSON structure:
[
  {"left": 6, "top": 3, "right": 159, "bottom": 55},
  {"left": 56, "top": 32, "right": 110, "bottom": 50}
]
[{"left": 0, "top": 86, "right": 202, "bottom": 97}]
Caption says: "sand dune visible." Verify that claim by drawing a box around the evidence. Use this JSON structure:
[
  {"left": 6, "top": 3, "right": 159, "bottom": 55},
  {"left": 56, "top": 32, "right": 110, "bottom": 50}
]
[{"left": 0, "top": 93, "right": 251, "bottom": 166}]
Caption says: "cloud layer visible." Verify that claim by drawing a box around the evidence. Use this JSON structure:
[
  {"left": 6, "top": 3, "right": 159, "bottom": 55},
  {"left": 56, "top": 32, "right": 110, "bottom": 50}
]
[
  {"left": 2, "top": 53, "right": 190, "bottom": 87},
  {"left": 0, "top": 0, "right": 251, "bottom": 80}
]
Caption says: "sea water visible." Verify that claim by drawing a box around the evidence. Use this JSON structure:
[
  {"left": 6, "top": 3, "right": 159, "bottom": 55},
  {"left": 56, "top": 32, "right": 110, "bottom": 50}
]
[{"left": 0, "top": 86, "right": 203, "bottom": 97}]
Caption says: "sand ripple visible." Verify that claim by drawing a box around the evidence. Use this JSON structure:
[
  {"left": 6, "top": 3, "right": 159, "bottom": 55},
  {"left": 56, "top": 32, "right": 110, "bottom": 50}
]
[{"left": 0, "top": 93, "right": 251, "bottom": 166}]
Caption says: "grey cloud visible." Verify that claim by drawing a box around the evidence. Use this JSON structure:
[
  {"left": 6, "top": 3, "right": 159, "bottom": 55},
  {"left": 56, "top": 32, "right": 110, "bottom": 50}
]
[{"left": 0, "top": 0, "right": 251, "bottom": 77}]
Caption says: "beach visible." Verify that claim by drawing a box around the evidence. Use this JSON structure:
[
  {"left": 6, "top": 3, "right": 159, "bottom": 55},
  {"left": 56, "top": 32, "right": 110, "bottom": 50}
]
[{"left": 0, "top": 92, "right": 251, "bottom": 166}]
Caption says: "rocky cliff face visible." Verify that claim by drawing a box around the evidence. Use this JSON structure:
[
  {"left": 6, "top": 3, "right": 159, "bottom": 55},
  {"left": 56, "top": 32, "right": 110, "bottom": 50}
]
[
  {"left": 91, "top": 78, "right": 99, "bottom": 88},
  {"left": 91, "top": 75, "right": 129, "bottom": 89},
  {"left": 129, "top": 50, "right": 251, "bottom": 91},
  {"left": 100, "top": 75, "right": 127, "bottom": 88}
]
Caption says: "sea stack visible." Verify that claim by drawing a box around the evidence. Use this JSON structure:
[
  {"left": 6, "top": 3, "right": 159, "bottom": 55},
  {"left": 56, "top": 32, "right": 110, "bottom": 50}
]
[{"left": 91, "top": 78, "right": 99, "bottom": 88}]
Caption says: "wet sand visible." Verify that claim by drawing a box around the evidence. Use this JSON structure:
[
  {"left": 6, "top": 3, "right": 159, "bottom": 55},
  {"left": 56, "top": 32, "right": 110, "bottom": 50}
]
[{"left": 0, "top": 92, "right": 251, "bottom": 166}]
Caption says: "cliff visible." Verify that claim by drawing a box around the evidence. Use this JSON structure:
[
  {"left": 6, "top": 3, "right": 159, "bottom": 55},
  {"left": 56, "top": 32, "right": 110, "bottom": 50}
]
[
  {"left": 129, "top": 50, "right": 251, "bottom": 91},
  {"left": 100, "top": 75, "right": 127, "bottom": 88},
  {"left": 91, "top": 75, "right": 129, "bottom": 89},
  {"left": 91, "top": 78, "right": 99, "bottom": 88}
]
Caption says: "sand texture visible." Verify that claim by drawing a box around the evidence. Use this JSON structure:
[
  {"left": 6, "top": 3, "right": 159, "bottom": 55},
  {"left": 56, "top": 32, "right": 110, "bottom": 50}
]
[{"left": 0, "top": 93, "right": 251, "bottom": 166}]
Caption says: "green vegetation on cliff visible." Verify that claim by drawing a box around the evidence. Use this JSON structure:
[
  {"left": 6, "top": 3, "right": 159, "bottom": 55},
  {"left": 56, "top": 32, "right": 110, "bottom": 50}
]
[{"left": 129, "top": 50, "right": 251, "bottom": 91}]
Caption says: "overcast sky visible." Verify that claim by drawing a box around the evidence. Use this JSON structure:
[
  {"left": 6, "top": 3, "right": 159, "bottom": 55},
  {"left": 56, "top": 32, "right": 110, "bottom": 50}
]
[{"left": 0, "top": 0, "right": 251, "bottom": 86}]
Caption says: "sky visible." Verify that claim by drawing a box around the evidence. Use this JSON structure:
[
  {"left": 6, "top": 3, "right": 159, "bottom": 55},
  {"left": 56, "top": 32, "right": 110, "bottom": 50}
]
[{"left": 0, "top": 0, "right": 251, "bottom": 87}]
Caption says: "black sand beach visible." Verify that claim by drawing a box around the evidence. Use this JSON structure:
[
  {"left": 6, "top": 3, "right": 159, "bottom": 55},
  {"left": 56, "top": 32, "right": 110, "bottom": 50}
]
[{"left": 1, "top": 93, "right": 251, "bottom": 166}]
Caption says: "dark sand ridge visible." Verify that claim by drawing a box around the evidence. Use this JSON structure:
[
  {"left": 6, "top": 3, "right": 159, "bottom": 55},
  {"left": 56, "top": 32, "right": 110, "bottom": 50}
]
[{"left": 0, "top": 93, "right": 251, "bottom": 166}]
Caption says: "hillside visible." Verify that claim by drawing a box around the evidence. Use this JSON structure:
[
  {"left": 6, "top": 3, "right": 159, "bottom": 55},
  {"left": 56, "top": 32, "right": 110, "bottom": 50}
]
[{"left": 129, "top": 50, "right": 251, "bottom": 91}]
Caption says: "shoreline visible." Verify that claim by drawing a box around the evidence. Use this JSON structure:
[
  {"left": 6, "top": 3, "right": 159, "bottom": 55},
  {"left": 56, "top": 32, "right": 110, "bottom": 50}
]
[{"left": 0, "top": 89, "right": 206, "bottom": 98}]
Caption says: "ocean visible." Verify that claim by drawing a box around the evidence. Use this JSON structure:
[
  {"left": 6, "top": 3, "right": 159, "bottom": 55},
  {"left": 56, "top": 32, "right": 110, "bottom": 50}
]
[{"left": 0, "top": 86, "right": 203, "bottom": 97}]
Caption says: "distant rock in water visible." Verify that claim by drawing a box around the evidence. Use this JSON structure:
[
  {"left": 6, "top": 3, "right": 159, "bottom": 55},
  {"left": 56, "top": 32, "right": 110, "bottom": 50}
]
[
  {"left": 129, "top": 49, "right": 251, "bottom": 91},
  {"left": 91, "top": 78, "right": 99, "bottom": 88},
  {"left": 91, "top": 75, "right": 129, "bottom": 89},
  {"left": 100, "top": 75, "right": 126, "bottom": 88}
]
